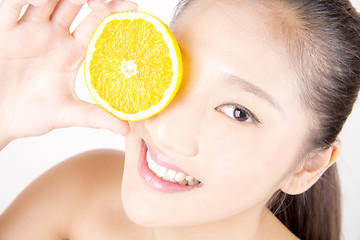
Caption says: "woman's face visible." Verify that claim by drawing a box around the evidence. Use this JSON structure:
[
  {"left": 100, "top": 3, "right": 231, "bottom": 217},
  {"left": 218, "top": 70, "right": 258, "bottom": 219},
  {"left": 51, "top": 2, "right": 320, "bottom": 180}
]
[{"left": 122, "top": 0, "right": 308, "bottom": 227}]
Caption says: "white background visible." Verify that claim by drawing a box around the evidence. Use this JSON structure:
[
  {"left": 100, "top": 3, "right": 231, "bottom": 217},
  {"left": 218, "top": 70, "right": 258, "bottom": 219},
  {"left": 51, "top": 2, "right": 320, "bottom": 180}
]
[{"left": 1, "top": 0, "right": 360, "bottom": 239}]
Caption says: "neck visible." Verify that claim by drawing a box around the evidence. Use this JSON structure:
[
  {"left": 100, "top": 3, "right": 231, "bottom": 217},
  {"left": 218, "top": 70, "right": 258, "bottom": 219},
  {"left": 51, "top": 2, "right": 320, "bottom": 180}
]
[{"left": 147, "top": 206, "right": 274, "bottom": 240}]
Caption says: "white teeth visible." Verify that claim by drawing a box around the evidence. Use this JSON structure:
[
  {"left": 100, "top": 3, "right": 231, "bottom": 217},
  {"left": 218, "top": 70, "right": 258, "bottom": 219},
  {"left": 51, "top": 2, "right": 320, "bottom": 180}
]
[
  {"left": 147, "top": 153, "right": 158, "bottom": 172},
  {"left": 164, "top": 170, "right": 177, "bottom": 182},
  {"left": 185, "top": 176, "right": 196, "bottom": 186},
  {"left": 188, "top": 179, "right": 200, "bottom": 186},
  {"left": 187, "top": 180, "right": 195, "bottom": 186},
  {"left": 146, "top": 151, "right": 200, "bottom": 186},
  {"left": 185, "top": 176, "right": 195, "bottom": 182},
  {"left": 178, "top": 180, "right": 188, "bottom": 186},
  {"left": 155, "top": 165, "right": 167, "bottom": 177},
  {"left": 175, "top": 172, "right": 186, "bottom": 182}
]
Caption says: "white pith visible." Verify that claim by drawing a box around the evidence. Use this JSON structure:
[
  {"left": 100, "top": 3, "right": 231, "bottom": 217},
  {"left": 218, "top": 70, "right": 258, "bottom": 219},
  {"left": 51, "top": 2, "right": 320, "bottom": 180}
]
[
  {"left": 146, "top": 151, "right": 200, "bottom": 186},
  {"left": 120, "top": 60, "right": 138, "bottom": 78}
]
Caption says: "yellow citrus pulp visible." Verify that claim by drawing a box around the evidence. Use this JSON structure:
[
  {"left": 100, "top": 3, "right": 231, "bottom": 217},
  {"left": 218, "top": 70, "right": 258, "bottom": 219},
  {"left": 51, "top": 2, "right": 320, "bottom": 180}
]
[{"left": 84, "top": 11, "right": 182, "bottom": 121}]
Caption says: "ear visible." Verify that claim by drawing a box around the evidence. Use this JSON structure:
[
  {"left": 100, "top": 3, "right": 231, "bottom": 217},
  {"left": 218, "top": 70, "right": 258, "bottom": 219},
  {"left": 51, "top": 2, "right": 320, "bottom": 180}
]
[{"left": 281, "top": 140, "right": 341, "bottom": 195}]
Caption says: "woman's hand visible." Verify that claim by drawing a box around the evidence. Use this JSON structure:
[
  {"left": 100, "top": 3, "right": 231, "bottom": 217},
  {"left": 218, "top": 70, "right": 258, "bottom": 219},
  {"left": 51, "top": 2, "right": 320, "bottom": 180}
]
[{"left": 0, "top": 0, "right": 136, "bottom": 148}]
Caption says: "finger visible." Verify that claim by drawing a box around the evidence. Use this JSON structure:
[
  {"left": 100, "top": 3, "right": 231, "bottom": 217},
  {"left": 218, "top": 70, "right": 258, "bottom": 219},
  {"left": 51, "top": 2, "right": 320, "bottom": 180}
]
[
  {"left": 51, "top": 0, "right": 84, "bottom": 29},
  {"left": 0, "top": 0, "right": 27, "bottom": 29},
  {"left": 59, "top": 100, "right": 130, "bottom": 135},
  {"left": 87, "top": 0, "right": 107, "bottom": 11},
  {"left": 73, "top": 0, "right": 138, "bottom": 48},
  {"left": 21, "top": 0, "right": 58, "bottom": 23}
]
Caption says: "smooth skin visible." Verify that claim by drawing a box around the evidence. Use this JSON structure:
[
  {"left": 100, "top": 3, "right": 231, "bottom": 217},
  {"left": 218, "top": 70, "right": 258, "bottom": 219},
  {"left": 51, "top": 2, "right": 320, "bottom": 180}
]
[{"left": 0, "top": 0, "right": 340, "bottom": 239}]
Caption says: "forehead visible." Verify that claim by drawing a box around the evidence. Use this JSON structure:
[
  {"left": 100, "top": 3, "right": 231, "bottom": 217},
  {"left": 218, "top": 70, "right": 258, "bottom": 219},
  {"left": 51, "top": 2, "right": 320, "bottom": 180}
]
[
  {"left": 171, "top": 0, "right": 295, "bottom": 98},
  {"left": 172, "top": 0, "right": 269, "bottom": 49}
]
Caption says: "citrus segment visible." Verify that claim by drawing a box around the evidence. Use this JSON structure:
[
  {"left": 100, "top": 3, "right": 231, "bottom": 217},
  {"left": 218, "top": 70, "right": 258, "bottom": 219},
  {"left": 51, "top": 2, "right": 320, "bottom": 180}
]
[{"left": 84, "top": 11, "right": 182, "bottom": 121}]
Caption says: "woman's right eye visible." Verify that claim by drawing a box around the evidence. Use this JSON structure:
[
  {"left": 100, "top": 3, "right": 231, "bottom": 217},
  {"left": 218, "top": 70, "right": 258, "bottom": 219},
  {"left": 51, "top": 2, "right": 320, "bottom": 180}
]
[{"left": 215, "top": 103, "right": 261, "bottom": 124}]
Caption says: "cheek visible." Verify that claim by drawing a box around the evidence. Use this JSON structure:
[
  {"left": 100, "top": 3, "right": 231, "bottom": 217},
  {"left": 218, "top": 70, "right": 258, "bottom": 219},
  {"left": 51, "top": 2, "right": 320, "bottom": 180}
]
[{"left": 199, "top": 120, "right": 305, "bottom": 215}]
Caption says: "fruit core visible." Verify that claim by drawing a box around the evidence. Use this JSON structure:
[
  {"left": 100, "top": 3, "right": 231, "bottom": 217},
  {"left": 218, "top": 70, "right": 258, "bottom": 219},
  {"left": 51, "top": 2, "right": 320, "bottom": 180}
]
[{"left": 120, "top": 59, "right": 138, "bottom": 78}]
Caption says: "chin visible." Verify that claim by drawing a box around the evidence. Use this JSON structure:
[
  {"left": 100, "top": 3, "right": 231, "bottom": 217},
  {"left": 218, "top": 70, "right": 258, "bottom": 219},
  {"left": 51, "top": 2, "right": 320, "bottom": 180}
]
[
  {"left": 120, "top": 160, "right": 168, "bottom": 227},
  {"left": 120, "top": 173, "right": 207, "bottom": 228}
]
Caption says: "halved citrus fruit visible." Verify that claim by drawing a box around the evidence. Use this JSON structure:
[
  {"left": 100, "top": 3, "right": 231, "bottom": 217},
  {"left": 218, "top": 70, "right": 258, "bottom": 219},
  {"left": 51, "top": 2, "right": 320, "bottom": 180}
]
[{"left": 84, "top": 11, "right": 182, "bottom": 121}]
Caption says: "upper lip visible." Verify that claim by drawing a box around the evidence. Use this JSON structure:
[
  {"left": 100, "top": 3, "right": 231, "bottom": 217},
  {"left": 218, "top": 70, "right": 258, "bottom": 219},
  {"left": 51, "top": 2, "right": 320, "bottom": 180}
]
[{"left": 144, "top": 140, "right": 193, "bottom": 176}]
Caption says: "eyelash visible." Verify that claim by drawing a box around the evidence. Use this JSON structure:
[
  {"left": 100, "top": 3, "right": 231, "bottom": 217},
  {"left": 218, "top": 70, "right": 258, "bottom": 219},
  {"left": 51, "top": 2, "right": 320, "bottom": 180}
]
[{"left": 215, "top": 103, "right": 261, "bottom": 124}]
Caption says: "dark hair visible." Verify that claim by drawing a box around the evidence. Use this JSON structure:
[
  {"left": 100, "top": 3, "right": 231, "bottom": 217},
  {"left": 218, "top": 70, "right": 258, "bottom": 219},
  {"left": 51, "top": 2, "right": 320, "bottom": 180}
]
[{"left": 171, "top": 0, "right": 360, "bottom": 239}]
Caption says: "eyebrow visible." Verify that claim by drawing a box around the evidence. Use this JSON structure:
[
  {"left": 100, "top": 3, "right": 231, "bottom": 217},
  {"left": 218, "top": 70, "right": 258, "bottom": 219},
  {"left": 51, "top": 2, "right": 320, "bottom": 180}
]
[{"left": 222, "top": 72, "right": 283, "bottom": 112}]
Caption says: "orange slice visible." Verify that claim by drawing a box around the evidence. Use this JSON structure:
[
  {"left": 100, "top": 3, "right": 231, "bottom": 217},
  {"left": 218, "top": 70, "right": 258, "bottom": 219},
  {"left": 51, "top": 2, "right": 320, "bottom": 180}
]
[{"left": 84, "top": 11, "right": 182, "bottom": 121}]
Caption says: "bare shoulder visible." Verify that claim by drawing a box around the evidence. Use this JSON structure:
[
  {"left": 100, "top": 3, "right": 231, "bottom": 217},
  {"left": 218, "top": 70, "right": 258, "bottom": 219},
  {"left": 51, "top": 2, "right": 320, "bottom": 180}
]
[{"left": 0, "top": 149, "right": 134, "bottom": 240}]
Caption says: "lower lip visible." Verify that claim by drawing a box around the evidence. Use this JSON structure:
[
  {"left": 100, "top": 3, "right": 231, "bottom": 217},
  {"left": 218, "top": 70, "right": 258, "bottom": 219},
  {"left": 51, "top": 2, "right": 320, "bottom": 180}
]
[{"left": 138, "top": 141, "right": 199, "bottom": 193}]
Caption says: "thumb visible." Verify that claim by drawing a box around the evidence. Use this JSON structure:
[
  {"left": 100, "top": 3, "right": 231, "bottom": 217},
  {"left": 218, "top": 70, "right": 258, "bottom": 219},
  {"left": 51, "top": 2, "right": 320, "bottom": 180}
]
[{"left": 59, "top": 99, "right": 130, "bottom": 135}]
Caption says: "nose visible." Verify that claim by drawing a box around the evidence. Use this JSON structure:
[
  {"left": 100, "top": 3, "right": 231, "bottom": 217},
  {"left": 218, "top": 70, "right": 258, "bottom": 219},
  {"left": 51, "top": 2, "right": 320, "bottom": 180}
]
[{"left": 144, "top": 93, "right": 200, "bottom": 157}]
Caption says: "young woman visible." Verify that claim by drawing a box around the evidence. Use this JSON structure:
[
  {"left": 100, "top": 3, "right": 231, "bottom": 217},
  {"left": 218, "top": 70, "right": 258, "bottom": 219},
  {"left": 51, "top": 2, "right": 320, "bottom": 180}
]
[{"left": 0, "top": 0, "right": 359, "bottom": 239}]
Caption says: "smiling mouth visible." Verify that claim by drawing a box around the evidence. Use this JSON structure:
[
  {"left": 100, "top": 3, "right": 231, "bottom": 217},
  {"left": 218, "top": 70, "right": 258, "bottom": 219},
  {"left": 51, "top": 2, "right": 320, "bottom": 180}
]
[
  {"left": 138, "top": 140, "right": 202, "bottom": 191},
  {"left": 146, "top": 150, "right": 201, "bottom": 186}
]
